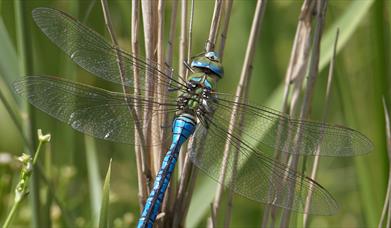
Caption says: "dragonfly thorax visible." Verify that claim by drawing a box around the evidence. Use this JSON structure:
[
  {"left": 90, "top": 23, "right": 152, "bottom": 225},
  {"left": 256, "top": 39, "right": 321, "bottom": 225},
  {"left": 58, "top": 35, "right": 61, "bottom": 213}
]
[{"left": 176, "top": 72, "right": 218, "bottom": 127}]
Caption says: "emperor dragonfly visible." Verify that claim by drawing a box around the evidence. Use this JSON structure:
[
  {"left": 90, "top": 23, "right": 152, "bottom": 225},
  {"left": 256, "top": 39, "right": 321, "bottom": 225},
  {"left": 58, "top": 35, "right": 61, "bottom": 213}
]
[{"left": 13, "top": 7, "right": 373, "bottom": 228}]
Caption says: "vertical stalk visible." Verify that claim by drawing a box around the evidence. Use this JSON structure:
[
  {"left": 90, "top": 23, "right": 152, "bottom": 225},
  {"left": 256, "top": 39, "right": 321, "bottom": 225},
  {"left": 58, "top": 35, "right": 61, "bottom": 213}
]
[
  {"left": 14, "top": 1, "right": 40, "bottom": 227},
  {"left": 205, "top": 0, "right": 222, "bottom": 52},
  {"left": 174, "top": 0, "right": 225, "bottom": 226},
  {"left": 132, "top": 0, "right": 149, "bottom": 208},
  {"left": 261, "top": 1, "right": 316, "bottom": 226},
  {"left": 178, "top": 0, "right": 188, "bottom": 173},
  {"left": 84, "top": 135, "right": 101, "bottom": 227},
  {"left": 150, "top": 0, "right": 163, "bottom": 178},
  {"left": 302, "top": 29, "right": 339, "bottom": 227},
  {"left": 171, "top": 0, "right": 194, "bottom": 226},
  {"left": 156, "top": 0, "right": 164, "bottom": 167},
  {"left": 379, "top": 98, "right": 391, "bottom": 228},
  {"left": 280, "top": 1, "right": 328, "bottom": 227},
  {"left": 161, "top": 0, "right": 179, "bottom": 221},
  {"left": 101, "top": 0, "right": 151, "bottom": 206},
  {"left": 141, "top": 0, "right": 157, "bottom": 178},
  {"left": 210, "top": 1, "right": 267, "bottom": 227},
  {"left": 217, "top": 0, "right": 233, "bottom": 60},
  {"left": 186, "top": 0, "right": 195, "bottom": 69}
]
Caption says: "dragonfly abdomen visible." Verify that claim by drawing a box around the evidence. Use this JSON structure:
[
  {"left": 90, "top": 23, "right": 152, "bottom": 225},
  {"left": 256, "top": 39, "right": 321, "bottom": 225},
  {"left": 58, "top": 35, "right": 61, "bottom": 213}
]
[{"left": 137, "top": 114, "right": 196, "bottom": 227}]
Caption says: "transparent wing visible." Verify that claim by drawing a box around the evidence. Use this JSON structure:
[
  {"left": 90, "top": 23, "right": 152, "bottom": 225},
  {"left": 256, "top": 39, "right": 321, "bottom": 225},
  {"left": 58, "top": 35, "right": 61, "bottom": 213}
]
[
  {"left": 189, "top": 123, "right": 337, "bottom": 215},
  {"left": 32, "top": 7, "right": 187, "bottom": 93},
  {"left": 13, "top": 76, "right": 177, "bottom": 145},
  {"left": 211, "top": 94, "right": 373, "bottom": 156},
  {"left": 188, "top": 92, "right": 372, "bottom": 214}
]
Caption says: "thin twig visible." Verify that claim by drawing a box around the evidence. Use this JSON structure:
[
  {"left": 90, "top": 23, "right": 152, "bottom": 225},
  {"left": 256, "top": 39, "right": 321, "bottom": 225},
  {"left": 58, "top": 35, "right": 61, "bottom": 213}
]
[
  {"left": 171, "top": 0, "right": 196, "bottom": 226},
  {"left": 154, "top": 0, "right": 164, "bottom": 173},
  {"left": 101, "top": 0, "right": 151, "bottom": 198},
  {"left": 141, "top": 0, "right": 158, "bottom": 177},
  {"left": 178, "top": 0, "right": 188, "bottom": 173},
  {"left": 161, "top": 0, "right": 179, "bottom": 222},
  {"left": 379, "top": 98, "right": 391, "bottom": 228},
  {"left": 218, "top": 0, "right": 233, "bottom": 60},
  {"left": 172, "top": 151, "right": 195, "bottom": 227},
  {"left": 280, "top": 1, "right": 328, "bottom": 227},
  {"left": 261, "top": 1, "right": 316, "bottom": 226},
  {"left": 224, "top": 1, "right": 267, "bottom": 226},
  {"left": 187, "top": 0, "right": 195, "bottom": 70},
  {"left": 205, "top": 0, "right": 223, "bottom": 52},
  {"left": 210, "top": 1, "right": 267, "bottom": 227},
  {"left": 131, "top": 0, "right": 149, "bottom": 208},
  {"left": 303, "top": 28, "right": 339, "bottom": 227}
]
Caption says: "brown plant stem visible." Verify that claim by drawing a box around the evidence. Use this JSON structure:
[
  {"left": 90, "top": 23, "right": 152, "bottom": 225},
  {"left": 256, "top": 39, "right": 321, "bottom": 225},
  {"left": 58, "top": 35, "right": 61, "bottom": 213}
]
[
  {"left": 303, "top": 28, "right": 339, "bottom": 227},
  {"left": 141, "top": 0, "right": 158, "bottom": 179},
  {"left": 171, "top": 0, "right": 196, "bottom": 226},
  {"left": 261, "top": 1, "right": 316, "bottom": 226},
  {"left": 280, "top": 1, "right": 328, "bottom": 227},
  {"left": 206, "top": 0, "right": 222, "bottom": 52},
  {"left": 174, "top": 0, "right": 225, "bottom": 226},
  {"left": 131, "top": 0, "right": 149, "bottom": 208},
  {"left": 161, "top": 0, "right": 179, "bottom": 222},
  {"left": 101, "top": 0, "right": 151, "bottom": 202},
  {"left": 218, "top": 0, "right": 233, "bottom": 60},
  {"left": 178, "top": 0, "right": 188, "bottom": 175},
  {"left": 224, "top": 1, "right": 268, "bottom": 226},
  {"left": 211, "top": 0, "right": 267, "bottom": 227}
]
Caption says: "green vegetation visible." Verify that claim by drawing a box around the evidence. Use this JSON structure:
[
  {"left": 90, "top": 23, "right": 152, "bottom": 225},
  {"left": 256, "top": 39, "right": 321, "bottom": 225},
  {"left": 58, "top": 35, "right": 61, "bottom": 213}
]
[{"left": 0, "top": 1, "right": 389, "bottom": 227}]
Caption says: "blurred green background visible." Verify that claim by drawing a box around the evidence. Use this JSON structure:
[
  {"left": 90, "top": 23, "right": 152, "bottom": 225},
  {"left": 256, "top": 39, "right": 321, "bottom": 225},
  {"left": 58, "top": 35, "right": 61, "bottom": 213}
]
[{"left": 0, "top": 0, "right": 389, "bottom": 227}]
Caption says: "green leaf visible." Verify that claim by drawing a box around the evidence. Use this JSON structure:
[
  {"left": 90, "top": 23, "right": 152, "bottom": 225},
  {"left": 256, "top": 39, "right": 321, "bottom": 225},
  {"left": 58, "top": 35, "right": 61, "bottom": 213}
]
[
  {"left": 99, "top": 159, "right": 112, "bottom": 228},
  {"left": 0, "top": 18, "right": 19, "bottom": 85},
  {"left": 319, "top": 0, "right": 374, "bottom": 70},
  {"left": 85, "top": 135, "right": 102, "bottom": 227},
  {"left": 0, "top": 17, "right": 20, "bottom": 108}
]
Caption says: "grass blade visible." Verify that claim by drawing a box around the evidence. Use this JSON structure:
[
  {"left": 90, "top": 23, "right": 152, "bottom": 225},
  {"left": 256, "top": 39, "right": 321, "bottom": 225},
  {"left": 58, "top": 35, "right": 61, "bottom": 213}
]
[
  {"left": 85, "top": 136, "right": 102, "bottom": 227},
  {"left": 99, "top": 159, "right": 112, "bottom": 228}
]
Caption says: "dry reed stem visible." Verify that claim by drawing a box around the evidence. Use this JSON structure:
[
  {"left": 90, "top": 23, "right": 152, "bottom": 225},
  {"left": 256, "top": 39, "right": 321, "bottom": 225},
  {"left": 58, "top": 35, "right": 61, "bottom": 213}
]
[
  {"left": 171, "top": 1, "right": 197, "bottom": 226},
  {"left": 153, "top": 1, "right": 166, "bottom": 224},
  {"left": 131, "top": 0, "right": 150, "bottom": 207},
  {"left": 206, "top": 0, "right": 222, "bottom": 52},
  {"left": 210, "top": 1, "right": 267, "bottom": 227},
  {"left": 280, "top": 1, "right": 328, "bottom": 226},
  {"left": 161, "top": 0, "right": 179, "bottom": 221},
  {"left": 101, "top": 0, "right": 152, "bottom": 201},
  {"left": 178, "top": 0, "right": 188, "bottom": 173},
  {"left": 302, "top": 28, "right": 339, "bottom": 227},
  {"left": 141, "top": 0, "right": 157, "bottom": 178},
  {"left": 153, "top": 0, "right": 164, "bottom": 172},
  {"left": 261, "top": 1, "right": 316, "bottom": 226},
  {"left": 218, "top": 0, "right": 233, "bottom": 60},
  {"left": 167, "top": 0, "right": 225, "bottom": 226},
  {"left": 379, "top": 98, "right": 391, "bottom": 228},
  {"left": 187, "top": 0, "right": 195, "bottom": 69}
]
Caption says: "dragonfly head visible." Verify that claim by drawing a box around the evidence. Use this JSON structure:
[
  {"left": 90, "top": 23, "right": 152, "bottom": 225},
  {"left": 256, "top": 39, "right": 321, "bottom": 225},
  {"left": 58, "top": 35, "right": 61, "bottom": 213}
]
[{"left": 191, "top": 51, "right": 224, "bottom": 78}]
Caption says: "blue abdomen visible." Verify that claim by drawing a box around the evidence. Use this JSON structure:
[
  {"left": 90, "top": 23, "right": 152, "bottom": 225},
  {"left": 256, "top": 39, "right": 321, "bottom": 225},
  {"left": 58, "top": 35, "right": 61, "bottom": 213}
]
[{"left": 137, "top": 114, "right": 196, "bottom": 228}]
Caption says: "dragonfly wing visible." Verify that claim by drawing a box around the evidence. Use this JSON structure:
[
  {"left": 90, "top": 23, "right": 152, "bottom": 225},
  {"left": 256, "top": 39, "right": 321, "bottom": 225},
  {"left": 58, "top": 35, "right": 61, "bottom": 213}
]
[
  {"left": 13, "top": 76, "right": 177, "bottom": 145},
  {"left": 189, "top": 121, "right": 337, "bottom": 215},
  {"left": 212, "top": 95, "right": 372, "bottom": 156},
  {"left": 32, "top": 7, "right": 186, "bottom": 92}
]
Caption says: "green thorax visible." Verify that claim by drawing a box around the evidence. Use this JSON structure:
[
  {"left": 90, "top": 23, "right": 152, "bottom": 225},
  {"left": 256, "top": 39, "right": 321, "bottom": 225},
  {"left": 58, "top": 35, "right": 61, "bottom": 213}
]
[{"left": 177, "top": 71, "right": 220, "bottom": 116}]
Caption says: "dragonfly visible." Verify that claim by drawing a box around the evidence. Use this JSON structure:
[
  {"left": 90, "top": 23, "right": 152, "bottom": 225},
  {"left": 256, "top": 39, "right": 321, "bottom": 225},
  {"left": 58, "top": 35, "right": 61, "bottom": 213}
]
[{"left": 13, "top": 7, "right": 373, "bottom": 228}]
